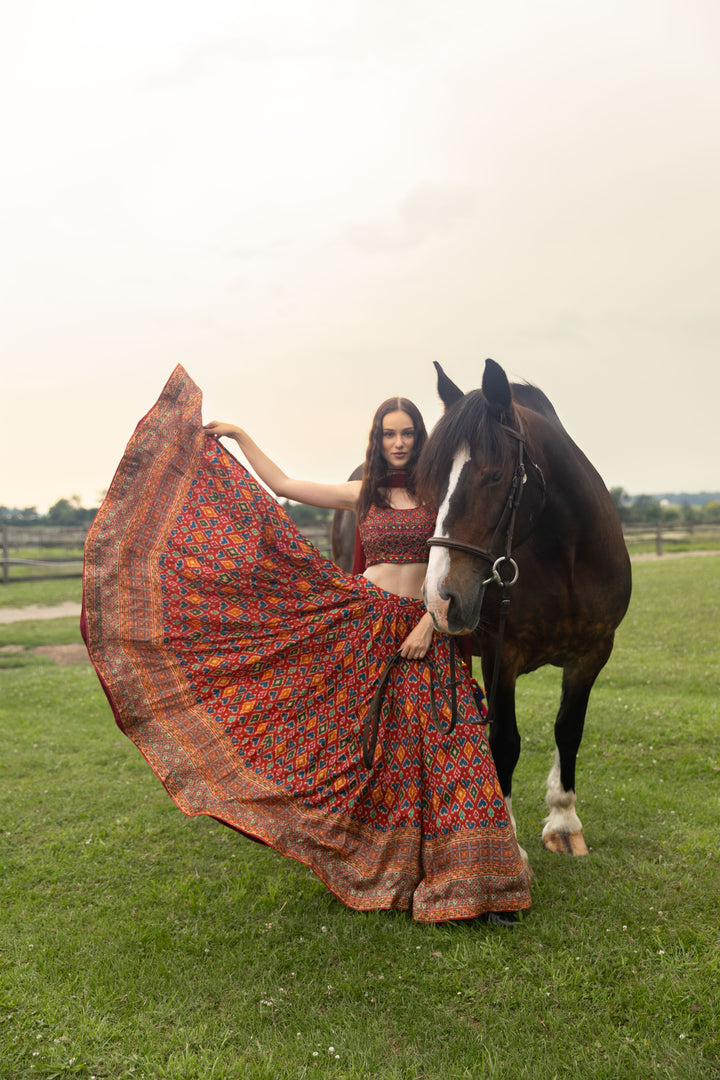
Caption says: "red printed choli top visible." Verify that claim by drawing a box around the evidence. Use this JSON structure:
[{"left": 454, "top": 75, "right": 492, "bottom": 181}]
[{"left": 358, "top": 503, "right": 438, "bottom": 567}]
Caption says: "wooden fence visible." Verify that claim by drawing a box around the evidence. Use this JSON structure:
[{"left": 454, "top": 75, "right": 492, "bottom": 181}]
[
  {"left": 2, "top": 520, "right": 718, "bottom": 585},
  {"left": 0, "top": 525, "right": 88, "bottom": 584},
  {"left": 622, "top": 522, "right": 720, "bottom": 556},
  {"left": 0, "top": 523, "right": 335, "bottom": 585}
]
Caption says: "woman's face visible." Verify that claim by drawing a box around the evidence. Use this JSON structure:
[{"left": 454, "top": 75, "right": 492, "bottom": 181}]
[{"left": 380, "top": 410, "right": 415, "bottom": 469}]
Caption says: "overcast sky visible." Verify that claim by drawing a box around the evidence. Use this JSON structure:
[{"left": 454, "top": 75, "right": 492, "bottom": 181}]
[{"left": 2, "top": 0, "right": 718, "bottom": 512}]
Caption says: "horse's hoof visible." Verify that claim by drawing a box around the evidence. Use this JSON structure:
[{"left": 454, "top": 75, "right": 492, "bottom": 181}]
[{"left": 543, "top": 830, "right": 589, "bottom": 856}]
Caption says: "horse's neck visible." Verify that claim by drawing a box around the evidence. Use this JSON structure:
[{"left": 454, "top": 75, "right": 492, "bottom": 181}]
[{"left": 532, "top": 418, "right": 613, "bottom": 532}]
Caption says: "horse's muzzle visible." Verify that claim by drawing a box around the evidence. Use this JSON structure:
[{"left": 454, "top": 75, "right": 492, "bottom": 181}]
[{"left": 443, "top": 582, "right": 487, "bottom": 635}]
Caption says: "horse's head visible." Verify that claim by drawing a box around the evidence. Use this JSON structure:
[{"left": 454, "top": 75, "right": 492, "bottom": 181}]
[{"left": 418, "top": 359, "right": 546, "bottom": 634}]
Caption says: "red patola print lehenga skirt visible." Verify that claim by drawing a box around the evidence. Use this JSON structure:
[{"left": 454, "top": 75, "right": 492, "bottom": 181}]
[{"left": 82, "top": 366, "right": 531, "bottom": 922}]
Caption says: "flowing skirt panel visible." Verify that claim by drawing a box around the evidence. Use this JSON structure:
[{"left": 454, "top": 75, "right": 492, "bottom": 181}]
[{"left": 82, "top": 365, "right": 531, "bottom": 922}]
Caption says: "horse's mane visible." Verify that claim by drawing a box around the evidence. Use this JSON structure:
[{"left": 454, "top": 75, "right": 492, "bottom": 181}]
[
  {"left": 417, "top": 390, "right": 506, "bottom": 502},
  {"left": 511, "top": 381, "right": 566, "bottom": 431},
  {"left": 417, "top": 379, "right": 566, "bottom": 503}
]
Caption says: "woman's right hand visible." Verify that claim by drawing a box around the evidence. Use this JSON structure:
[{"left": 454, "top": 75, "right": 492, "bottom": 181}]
[
  {"left": 203, "top": 421, "right": 241, "bottom": 440},
  {"left": 398, "top": 611, "right": 435, "bottom": 660},
  {"left": 202, "top": 421, "right": 361, "bottom": 512}
]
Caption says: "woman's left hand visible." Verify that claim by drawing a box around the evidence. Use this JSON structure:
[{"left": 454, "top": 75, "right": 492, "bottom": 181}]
[{"left": 399, "top": 612, "right": 435, "bottom": 660}]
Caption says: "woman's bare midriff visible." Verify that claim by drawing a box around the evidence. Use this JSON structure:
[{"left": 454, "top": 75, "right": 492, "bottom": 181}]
[{"left": 363, "top": 562, "right": 427, "bottom": 599}]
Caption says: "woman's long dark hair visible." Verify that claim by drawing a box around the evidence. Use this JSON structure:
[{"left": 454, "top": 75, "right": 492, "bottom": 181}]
[{"left": 356, "top": 397, "right": 428, "bottom": 522}]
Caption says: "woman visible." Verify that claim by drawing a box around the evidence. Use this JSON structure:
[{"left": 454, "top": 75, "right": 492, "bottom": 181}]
[
  {"left": 204, "top": 396, "right": 437, "bottom": 660},
  {"left": 82, "top": 366, "right": 530, "bottom": 924}
]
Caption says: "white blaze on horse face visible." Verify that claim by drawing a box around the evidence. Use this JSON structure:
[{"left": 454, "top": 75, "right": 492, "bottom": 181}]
[{"left": 424, "top": 443, "right": 472, "bottom": 631}]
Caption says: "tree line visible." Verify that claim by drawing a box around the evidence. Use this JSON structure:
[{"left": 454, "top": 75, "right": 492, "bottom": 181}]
[
  {"left": 3, "top": 491, "right": 720, "bottom": 529},
  {"left": 610, "top": 489, "right": 720, "bottom": 525},
  {"left": 0, "top": 496, "right": 98, "bottom": 527}
]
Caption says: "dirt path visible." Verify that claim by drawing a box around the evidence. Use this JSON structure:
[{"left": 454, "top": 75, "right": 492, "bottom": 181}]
[
  {"left": 2, "top": 550, "right": 718, "bottom": 666},
  {"left": 0, "top": 602, "right": 88, "bottom": 664},
  {"left": 0, "top": 642, "right": 91, "bottom": 665},
  {"left": 0, "top": 601, "right": 82, "bottom": 624},
  {"left": 628, "top": 549, "right": 720, "bottom": 563}
]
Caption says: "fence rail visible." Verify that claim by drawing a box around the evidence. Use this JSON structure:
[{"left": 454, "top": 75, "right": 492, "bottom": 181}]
[
  {"left": 1, "top": 525, "right": 88, "bottom": 584},
  {"left": 0, "top": 523, "right": 335, "bottom": 585},
  {"left": 622, "top": 522, "right": 720, "bottom": 556},
  {"left": 2, "top": 520, "right": 719, "bottom": 585}
]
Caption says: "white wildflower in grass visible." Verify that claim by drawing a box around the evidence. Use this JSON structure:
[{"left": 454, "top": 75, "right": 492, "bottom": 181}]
[
  {"left": 312, "top": 1051, "right": 318, "bottom": 1057},
  {"left": 328, "top": 1046, "right": 334, "bottom": 1054}
]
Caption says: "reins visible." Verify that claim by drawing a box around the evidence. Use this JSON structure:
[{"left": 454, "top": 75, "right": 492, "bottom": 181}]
[{"left": 362, "top": 637, "right": 479, "bottom": 769}]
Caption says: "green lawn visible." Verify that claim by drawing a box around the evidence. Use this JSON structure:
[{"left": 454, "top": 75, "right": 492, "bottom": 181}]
[
  {"left": 0, "top": 577, "right": 82, "bottom": 609},
  {"left": 0, "top": 559, "right": 719, "bottom": 1079}
]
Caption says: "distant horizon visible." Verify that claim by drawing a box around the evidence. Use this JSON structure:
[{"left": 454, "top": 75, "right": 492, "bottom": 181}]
[{"left": 4, "top": 487, "right": 720, "bottom": 518}]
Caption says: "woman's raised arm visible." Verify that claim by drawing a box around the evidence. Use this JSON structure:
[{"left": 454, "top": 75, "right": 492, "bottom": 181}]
[{"left": 203, "top": 421, "right": 360, "bottom": 512}]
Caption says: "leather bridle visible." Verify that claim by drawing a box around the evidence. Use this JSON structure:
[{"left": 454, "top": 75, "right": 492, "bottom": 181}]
[
  {"left": 426, "top": 416, "right": 544, "bottom": 583},
  {"left": 425, "top": 415, "right": 546, "bottom": 723}
]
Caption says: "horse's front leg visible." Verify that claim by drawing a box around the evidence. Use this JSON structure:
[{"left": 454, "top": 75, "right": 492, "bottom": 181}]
[
  {"left": 542, "top": 647, "right": 610, "bottom": 855},
  {"left": 482, "top": 661, "right": 529, "bottom": 870}
]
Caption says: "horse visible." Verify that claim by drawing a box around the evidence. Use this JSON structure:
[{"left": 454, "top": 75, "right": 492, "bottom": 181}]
[
  {"left": 331, "top": 464, "right": 363, "bottom": 571},
  {"left": 418, "top": 358, "right": 632, "bottom": 857}
]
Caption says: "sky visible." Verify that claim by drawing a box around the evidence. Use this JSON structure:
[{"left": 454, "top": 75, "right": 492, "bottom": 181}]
[{"left": 1, "top": 0, "right": 718, "bottom": 512}]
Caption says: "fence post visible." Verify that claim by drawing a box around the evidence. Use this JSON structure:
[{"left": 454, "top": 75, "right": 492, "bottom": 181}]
[
  {"left": 1, "top": 525, "right": 7, "bottom": 585},
  {"left": 655, "top": 522, "right": 663, "bottom": 556}
]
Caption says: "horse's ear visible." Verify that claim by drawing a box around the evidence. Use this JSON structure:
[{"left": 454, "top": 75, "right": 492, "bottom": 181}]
[
  {"left": 434, "top": 361, "right": 464, "bottom": 407},
  {"left": 482, "top": 358, "right": 513, "bottom": 416}
]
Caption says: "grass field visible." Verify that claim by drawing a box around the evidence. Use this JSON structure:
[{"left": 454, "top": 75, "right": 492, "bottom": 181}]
[
  {"left": 0, "top": 559, "right": 718, "bottom": 1079},
  {"left": 0, "top": 578, "right": 82, "bottom": 611}
]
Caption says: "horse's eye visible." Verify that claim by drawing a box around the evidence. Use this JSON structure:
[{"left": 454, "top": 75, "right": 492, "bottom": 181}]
[{"left": 481, "top": 471, "right": 503, "bottom": 487}]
